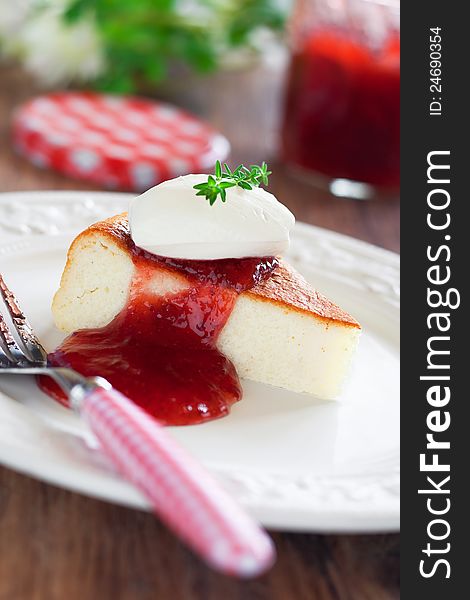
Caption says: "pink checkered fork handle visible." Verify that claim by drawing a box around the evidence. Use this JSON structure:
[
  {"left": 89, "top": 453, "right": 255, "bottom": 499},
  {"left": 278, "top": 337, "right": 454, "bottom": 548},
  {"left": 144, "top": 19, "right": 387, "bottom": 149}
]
[
  {"left": 79, "top": 386, "right": 275, "bottom": 577},
  {"left": 0, "top": 272, "right": 274, "bottom": 577}
]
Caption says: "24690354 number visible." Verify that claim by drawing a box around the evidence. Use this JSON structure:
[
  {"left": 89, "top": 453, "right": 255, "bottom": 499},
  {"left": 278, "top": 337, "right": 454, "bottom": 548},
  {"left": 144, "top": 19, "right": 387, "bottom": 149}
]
[{"left": 429, "top": 28, "right": 442, "bottom": 114}]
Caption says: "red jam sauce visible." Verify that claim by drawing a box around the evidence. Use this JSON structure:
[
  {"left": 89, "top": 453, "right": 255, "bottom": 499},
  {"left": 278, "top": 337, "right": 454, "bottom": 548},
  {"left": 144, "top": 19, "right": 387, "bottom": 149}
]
[
  {"left": 281, "top": 28, "right": 400, "bottom": 187},
  {"left": 39, "top": 244, "right": 278, "bottom": 426}
]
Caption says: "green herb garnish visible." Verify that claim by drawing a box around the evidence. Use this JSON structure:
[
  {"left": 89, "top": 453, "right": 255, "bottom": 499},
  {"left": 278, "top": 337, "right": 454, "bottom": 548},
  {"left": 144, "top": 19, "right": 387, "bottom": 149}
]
[{"left": 193, "top": 161, "right": 272, "bottom": 205}]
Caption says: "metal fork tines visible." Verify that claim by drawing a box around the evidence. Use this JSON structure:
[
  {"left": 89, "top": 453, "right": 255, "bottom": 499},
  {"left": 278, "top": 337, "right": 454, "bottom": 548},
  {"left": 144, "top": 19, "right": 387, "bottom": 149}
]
[
  {"left": 0, "top": 273, "right": 95, "bottom": 399},
  {"left": 0, "top": 273, "right": 47, "bottom": 368}
]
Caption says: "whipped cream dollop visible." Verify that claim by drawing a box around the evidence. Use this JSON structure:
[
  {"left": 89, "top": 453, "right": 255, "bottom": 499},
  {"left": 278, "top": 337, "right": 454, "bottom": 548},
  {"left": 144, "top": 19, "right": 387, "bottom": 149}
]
[{"left": 129, "top": 174, "right": 295, "bottom": 260}]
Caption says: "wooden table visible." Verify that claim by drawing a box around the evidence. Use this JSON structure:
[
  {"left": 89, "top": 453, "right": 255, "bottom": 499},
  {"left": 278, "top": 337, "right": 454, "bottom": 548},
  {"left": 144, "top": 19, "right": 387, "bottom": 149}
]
[{"left": 0, "top": 65, "right": 399, "bottom": 600}]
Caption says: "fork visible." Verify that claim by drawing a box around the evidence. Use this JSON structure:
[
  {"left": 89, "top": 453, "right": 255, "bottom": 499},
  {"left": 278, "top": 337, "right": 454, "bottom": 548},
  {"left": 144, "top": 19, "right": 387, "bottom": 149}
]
[{"left": 0, "top": 273, "right": 275, "bottom": 577}]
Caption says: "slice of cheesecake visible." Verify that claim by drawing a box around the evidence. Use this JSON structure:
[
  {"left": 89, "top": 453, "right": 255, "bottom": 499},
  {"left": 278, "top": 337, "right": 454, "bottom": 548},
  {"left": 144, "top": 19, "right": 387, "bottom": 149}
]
[{"left": 52, "top": 214, "right": 360, "bottom": 399}]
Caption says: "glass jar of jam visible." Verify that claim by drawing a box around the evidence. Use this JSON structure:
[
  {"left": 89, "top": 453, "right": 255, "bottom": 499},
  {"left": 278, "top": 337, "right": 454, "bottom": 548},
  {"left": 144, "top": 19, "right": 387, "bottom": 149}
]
[{"left": 281, "top": 0, "right": 400, "bottom": 199}]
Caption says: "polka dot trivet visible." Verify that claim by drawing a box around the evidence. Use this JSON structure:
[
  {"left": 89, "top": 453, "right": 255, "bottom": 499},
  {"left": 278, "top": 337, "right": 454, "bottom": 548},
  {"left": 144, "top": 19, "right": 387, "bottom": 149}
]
[{"left": 12, "top": 92, "right": 230, "bottom": 191}]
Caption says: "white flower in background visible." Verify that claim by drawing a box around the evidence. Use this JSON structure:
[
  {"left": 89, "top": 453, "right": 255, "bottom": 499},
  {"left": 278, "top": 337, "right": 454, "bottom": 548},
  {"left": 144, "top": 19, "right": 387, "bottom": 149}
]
[
  {"left": 0, "top": 0, "right": 34, "bottom": 55},
  {"left": 16, "top": 0, "right": 105, "bottom": 86}
]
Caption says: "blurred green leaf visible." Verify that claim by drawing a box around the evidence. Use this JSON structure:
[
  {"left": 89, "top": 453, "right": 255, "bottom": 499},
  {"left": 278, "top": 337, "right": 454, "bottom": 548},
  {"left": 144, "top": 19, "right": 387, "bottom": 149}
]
[
  {"left": 58, "top": 0, "right": 287, "bottom": 93},
  {"left": 63, "top": 0, "right": 94, "bottom": 23}
]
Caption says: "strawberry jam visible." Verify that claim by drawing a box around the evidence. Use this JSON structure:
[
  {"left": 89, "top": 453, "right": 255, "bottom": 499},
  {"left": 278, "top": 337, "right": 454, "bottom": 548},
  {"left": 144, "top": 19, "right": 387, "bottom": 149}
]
[
  {"left": 39, "top": 245, "right": 278, "bottom": 425},
  {"left": 281, "top": 28, "right": 400, "bottom": 187}
]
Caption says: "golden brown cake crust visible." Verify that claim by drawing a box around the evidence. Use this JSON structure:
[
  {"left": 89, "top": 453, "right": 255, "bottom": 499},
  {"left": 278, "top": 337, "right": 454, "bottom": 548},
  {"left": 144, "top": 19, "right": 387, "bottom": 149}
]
[
  {"left": 79, "top": 213, "right": 360, "bottom": 329},
  {"left": 247, "top": 262, "right": 359, "bottom": 328}
]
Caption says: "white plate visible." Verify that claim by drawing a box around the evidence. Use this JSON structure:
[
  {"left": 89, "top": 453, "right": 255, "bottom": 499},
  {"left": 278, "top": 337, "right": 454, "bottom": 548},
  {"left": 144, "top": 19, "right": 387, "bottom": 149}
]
[{"left": 0, "top": 191, "right": 399, "bottom": 532}]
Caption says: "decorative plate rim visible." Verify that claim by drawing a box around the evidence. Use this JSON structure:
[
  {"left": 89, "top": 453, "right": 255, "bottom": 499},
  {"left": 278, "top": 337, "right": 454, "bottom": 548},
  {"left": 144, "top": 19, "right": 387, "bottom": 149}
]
[{"left": 0, "top": 190, "right": 400, "bottom": 532}]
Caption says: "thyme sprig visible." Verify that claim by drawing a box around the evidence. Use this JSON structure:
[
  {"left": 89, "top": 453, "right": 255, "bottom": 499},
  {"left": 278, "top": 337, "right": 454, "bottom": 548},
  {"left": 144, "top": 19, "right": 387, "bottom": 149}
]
[{"left": 193, "top": 161, "right": 272, "bottom": 205}]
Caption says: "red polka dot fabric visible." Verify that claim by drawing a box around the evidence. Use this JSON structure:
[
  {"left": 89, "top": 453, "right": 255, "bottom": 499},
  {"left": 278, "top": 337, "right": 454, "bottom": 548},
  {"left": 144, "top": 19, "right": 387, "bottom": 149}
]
[{"left": 12, "top": 92, "right": 230, "bottom": 191}]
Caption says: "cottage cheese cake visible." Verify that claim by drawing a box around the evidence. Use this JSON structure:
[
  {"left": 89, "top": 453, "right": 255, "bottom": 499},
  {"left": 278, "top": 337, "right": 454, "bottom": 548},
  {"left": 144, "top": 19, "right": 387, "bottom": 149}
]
[{"left": 46, "top": 168, "right": 360, "bottom": 425}]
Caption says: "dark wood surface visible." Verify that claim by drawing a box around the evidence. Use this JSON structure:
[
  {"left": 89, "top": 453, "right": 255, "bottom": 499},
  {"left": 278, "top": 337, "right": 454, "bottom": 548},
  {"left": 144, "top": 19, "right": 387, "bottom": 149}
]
[{"left": 0, "top": 64, "right": 399, "bottom": 600}]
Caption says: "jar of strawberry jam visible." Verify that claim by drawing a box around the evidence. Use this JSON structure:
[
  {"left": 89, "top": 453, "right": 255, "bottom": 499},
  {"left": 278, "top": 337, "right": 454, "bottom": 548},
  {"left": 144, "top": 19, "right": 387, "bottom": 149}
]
[{"left": 281, "top": 0, "right": 400, "bottom": 199}]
